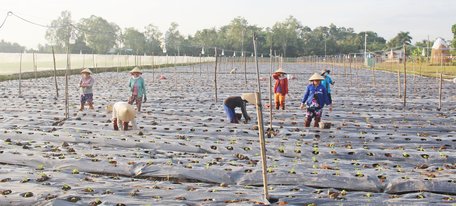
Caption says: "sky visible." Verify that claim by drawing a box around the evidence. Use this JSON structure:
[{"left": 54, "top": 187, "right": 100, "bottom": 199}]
[{"left": 0, "top": 0, "right": 455, "bottom": 49}]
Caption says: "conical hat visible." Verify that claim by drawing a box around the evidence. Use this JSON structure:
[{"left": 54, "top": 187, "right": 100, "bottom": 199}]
[
  {"left": 309, "top": 73, "right": 324, "bottom": 81},
  {"left": 274, "top": 68, "right": 286, "bottom": 73},
  {"left": 130, "top": 67, "right": 142, "bottom": 74},
  {"left": 321, "top": 69, "right": 329, "bottom": 75},
  {"left": 117, "top": 104, "right": 136, "bottom": 122},
  {"left": 241, "top": 93, "right": 256, "bottom": 104},
  {"left": 81, "top": 68, "right": 92, "bottom": 74}
]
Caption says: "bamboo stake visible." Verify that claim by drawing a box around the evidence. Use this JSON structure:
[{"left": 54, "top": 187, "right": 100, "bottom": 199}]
[
  {"left": 438, "top": 73, "right": 442, "bottom": 111},
  {"left": 244, "top": 54, "right": 247, "bottom": 87},
  {"left": 33, "top": 51, "right": 37, "bottom": 79},
  {"left": 253, "top": 33, "right": 269, "bottom": 203},
  {"left": 403, "top": 44, "right": 407, "bottom": 108},
  {"left": 65, "top": 45, "right": 70, "bottom": 119},
  {"left": 268, "top": 48, "right": 273, "bottom": 135},
  {"left": 19, "top": 52, "right": 22, "bottom": 97},
  {"left": 52, "top": 47, "right": 59, "bottom": 98},
  {"left": 397, "top": 57, "right": 401, "bottom": 98},
  {"left": 214, "top": 48, "right": 218, "bottom": 102}
]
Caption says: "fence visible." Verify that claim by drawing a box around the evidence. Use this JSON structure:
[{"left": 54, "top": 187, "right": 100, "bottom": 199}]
[{"left": 0, "top": 52, "right": 215, "bottom": 75}]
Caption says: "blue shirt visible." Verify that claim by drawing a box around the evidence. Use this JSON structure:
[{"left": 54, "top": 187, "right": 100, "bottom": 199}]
[
  {"left": 321, "top": 75, "right": 333, "bottom": 94},
  {"left": 301, "top": 84, "right": 329, "bottom": 108}
]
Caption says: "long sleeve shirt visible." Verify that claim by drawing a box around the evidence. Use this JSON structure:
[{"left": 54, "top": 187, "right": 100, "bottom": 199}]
[
  {"left": 273, "top": 73, "right": 288, "bottom": 95},
  {"left": 301, "top": 84, "right": 329, "bottom": 108},
  {"left": 321, "top": 75, "right": 333, "bottom": 94},
  {"left": 79, "top": 76, "right": 94, "bottom": 94},
  {"left": 129, "top": 77, "right": 146, "bottom": 97},
  {"left": 224, "top": 96, "right": 250, "bottom": 120}
]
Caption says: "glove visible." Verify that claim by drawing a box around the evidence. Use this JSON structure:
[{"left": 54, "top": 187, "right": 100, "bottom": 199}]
[{"left": 143, "top": 95, "right": 147, "bottom": 103}]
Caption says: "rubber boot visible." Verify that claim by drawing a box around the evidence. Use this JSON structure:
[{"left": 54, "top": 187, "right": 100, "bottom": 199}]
[
  {"left": 123, "top": 121, "right": 129, "bottom": 131},
  {"left": 136, "top": 101, "right": 141, "bottom": 112},
  {"left": 88, "top": 102, "right": 94, "bottom": 110},
  {"left": 275, "top": 102, "right": 280, "bottom": 110},
  {"left": 304, "top": 116, "right": 311, "bottom": 127},
  {"left": 314, "top": 117, "right": 321, "bottom": 128},
  {"left": 79, "top": 103, "right": 84, "bottom": 111},
  {"left": 113, "top": 118, "right": 119, "bottom": 131},
  {"left": 281, "top": 105, "right": 285, "bottom": 110}
]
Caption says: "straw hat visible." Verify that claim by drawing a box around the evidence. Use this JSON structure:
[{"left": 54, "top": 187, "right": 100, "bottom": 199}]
[
  {"left": 81, "top": 68, "right": 92, "bottom": 74},
  {"left": 241, "top": 93, "right": 256, "bottom": 104},
  {"left": 117, "top": 104, "right": 136, "bottom": 122},
  {"left": 130, "top": 67, "right": 142, "bottom": 74},
  {"left": 321, "top": 69, "right": 330, "bottom": 75},
  {"left": 309, "top": 73, "right": 324, "bottom": 81},
  {"left": 274, "top": 68, "right": 286, "bottom": 74}
]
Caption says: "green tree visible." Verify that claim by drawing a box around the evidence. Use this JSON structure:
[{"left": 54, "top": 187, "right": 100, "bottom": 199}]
[
  {"left": 78, "top": 15, "right": 119, "bottom": 53},
  {"left": 164, "top": 22, "right": 184, "bottom": 55},
  {"left": 0, "top": 40, "right": 25, "bottom": 53},
  {"left": 144, "top": 23, "right": 163, "bottom": 55},
  {"left": 270, "top": 16, "right": 303, "bottom": 57},
  {"left": 122, "top": 28, "right": 146, "bottom": 54},
  {"left": 452, "top": 24, "right": 456, "bottom": 49},
  {"left": 387, "top": 31, "right": 412, "bottom": 48},
  {"left": 45, "top": 10, "right": 75, "bottom": 51}
]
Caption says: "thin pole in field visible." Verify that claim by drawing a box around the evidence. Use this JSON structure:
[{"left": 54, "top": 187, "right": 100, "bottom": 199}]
[
  {"left": 214, "top": 48, "right": 218, "bottom": 102},
  {"left": 244, "top": 53, "right": 247, "bottom": 87},
  {"left": 19, "top": 52, "right": 22, "bottom": 97},
  {"left": 65, "top": 45, "right": 70, "bottom": 119},
  {"left": 33, "top": 51, "right": 37, "bottom": 79},
  {"left": 253, "top": 33, "right": 269, "bottom": 203},
  {"left": 397, "top": 56, "right": 401, "bottom": 98},
  {"left": 268, "top": 48, "right": 273, "bottom": 136},
  {"left": 152, "top": 54, "right": 155, "bottom": 82},
  {"left": 438, "top": 73, "right": 443, "bottom": 111},
  {"left": 403, "top": 43, "right": 407, "bottom": 108},
  {"left": 52, "top": 47, "right": 59, "bottom": 98}
]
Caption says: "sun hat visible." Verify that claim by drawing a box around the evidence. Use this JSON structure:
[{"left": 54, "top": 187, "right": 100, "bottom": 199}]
[
  {"left": 321, "top": 69, "right": 330, "bottom": 75},
  {"left": 81, "top": 68, "right": 92, "bottom": 74},
  {"left": 309, "top": 73, "right": 324, "bottom": 81},
  {"left": 117, "top": 103, "right": 136, "bottom": 122},
  {"left": 274, "top": 68, "right": 286, "bottom": 74},
  {"left": 241, "top": 93, "right": 256, "bottom": 104},
  {"left": 130, "top": 67, "right": 142, "bottom": 74}
]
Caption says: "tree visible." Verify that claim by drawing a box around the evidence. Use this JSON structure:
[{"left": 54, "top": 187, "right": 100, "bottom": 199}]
[
  {"left": 452, "top": 24, "right": 456, "bottom": 49},
  {"left": 45, "top": 10, "right": 75, "bottom": 50},
  {"left": 0, "top": 40, "right": 25, "bottom": 53},
  {"left": 144, "top": 24, "right": 163, "bottom": 55},
  {"left": 122, "top": 28, "right": 146, "bottom": 54},
  {"left": 78, "top": 15, "right": 119, "bottom": 53},
  {"left": 387, "top": 31, "right": 412, "bottom": 48},
  {"left": 270, "top": 16, "right": 303, "bottom": 57},
  {"left": 164, "top": 22, "right": 184, "bottom": 55}
]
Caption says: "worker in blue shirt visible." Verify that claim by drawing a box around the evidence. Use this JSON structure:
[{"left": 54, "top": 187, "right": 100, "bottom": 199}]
[{"left": 300, "top": 73, "right": 330, "bottom": 127}]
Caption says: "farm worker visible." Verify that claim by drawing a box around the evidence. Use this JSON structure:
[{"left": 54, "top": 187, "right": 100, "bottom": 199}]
[
  {"left": 320, "top": 69, "right": 335, "bottom": 111},
  {"left": 79, "top": 68, "right": 95, "bottom": 111},
  {"left": 223, "top": 93, "right": 255, "bottom": 124},
  {"left": 300, "top": 73, "right": 329, "bottom": 127},
  {"left": 110, "top": 102, "right": 137, "bottom": 131},
  {"left": 128, "top": 67, "right": 147, "bottom": 112},
  {"left": 272, "top": 67, "right": 288, "bottom": 110}
]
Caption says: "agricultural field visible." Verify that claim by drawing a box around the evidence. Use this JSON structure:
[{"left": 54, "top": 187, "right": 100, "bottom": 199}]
[{"left": 0, "top": 62, "right": 455, "bottom": 205}]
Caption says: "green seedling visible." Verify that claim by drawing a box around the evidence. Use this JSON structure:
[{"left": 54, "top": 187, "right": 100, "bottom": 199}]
[
  {"left": 72, "top": 168, "right": 79, "bottom": 174},
  {"left": 62, "top": 184, "right": 71, "bottom": 191}
]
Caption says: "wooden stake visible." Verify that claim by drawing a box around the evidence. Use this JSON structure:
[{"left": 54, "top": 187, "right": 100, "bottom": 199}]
[
  {"left": 397, "top": 58, "right": 401, "bottom": 98},
  {"left": 33, "top": 51, "right": 37, "bottom": 79},
  {"left": 214, "top": 48, "right": 218, "bottom": 102},
  {"left": 438, "top": 73, "right": 442, "bottom": 111},
  {"left": 403, "top": 44, "right": 407, "bottom": 108},
  {"left": 52, "top": 47, "right": 59, "bottom": 97},
  {"left": 65, "top": 45, "right": 70, "bottom": 119},
  {"left": 244, "top": 54, "right": 247, "bottom": 87},
  {"left": 268, "top": 48, "right": 273, "bottom": 135},
  {"left": 19, "top": 52, "right": 22, "bottom": 97},
  {"left": 253, "top": 33, "right": 269, "bottom": 203}
]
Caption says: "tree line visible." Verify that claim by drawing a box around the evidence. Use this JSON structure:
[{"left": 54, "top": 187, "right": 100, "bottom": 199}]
[{"left": 1, "top": 10, "right": 455, "bottom": 57}]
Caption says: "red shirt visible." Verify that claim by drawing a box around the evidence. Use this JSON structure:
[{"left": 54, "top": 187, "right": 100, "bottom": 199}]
[{"left": 273, "top": 73, "right": 288, "bottom": 95}]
